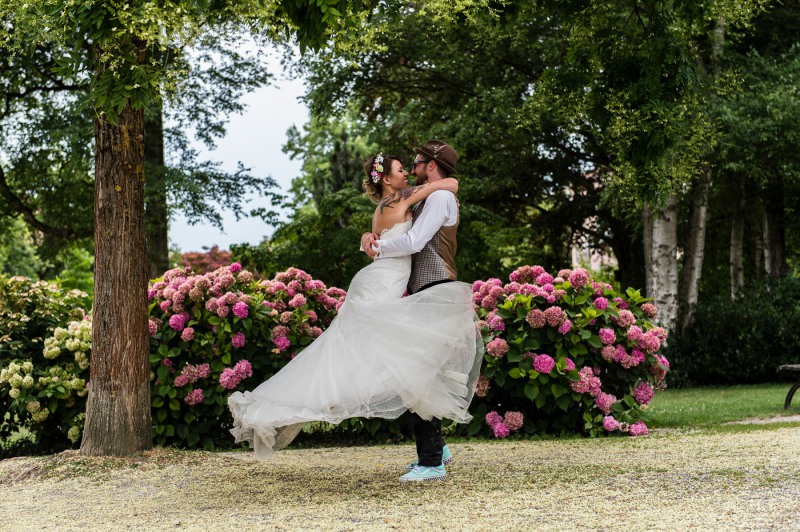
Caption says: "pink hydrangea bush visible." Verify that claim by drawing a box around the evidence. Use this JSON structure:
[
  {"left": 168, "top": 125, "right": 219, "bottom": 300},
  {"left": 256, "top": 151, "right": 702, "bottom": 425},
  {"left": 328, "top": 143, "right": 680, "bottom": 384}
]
[
  {"left": 148, "top": 265, "right": 345, "bottom": 449},
  {"left": 471, "top": 265, "right": 669, "bottom": 438}
]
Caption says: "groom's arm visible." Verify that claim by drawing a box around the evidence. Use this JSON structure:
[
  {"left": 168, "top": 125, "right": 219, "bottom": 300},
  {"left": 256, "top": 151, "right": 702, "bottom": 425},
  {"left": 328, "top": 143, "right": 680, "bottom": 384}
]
[{"left": 371, "top": 190, "right": 458, "bottom": 259}]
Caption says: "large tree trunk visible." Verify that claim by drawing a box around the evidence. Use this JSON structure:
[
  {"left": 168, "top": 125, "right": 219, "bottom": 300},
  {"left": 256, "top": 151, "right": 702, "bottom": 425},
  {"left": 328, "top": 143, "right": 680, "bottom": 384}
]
[
  {"left": 643, "top": 196, "right": 679, "bottom": 332},
  {"left": 678, "top": 173, "right": 710, "bottom": 329},
  {"left": 730, "top": 176, "right": 745, "bottom": 297},
  {"left": 762, "top": 176, "right": 787, "bottom": 278},
  {"left": 144, "top": 103, "right": 169, "bottom": 279},
  {"left": 81, "top": 103, "right": 152, "bottom": 456}
]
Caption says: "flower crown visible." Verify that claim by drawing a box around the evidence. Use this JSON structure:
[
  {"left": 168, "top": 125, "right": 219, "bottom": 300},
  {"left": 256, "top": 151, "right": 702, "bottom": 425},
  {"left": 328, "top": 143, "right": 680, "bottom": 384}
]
[{"left": 370, "top": 153, "right": 384, "bottom": 184}]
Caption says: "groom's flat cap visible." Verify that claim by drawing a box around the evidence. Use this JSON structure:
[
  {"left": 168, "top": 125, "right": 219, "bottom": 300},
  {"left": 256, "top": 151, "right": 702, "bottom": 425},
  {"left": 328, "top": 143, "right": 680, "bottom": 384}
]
[{"left": 415, "top": 140, "right": 458, "bottom": 175}]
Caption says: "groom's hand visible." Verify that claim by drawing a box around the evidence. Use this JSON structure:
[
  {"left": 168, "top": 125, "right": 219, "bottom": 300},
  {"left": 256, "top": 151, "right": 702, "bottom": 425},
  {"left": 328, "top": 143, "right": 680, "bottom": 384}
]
[{"left": 360, "top": 232, "right": 379, "bottom": 258}]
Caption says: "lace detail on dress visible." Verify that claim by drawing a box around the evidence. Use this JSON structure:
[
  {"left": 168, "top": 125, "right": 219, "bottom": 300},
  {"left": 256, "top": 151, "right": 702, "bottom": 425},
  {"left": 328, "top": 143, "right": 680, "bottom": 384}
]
[{"left": 379, "top": 219, "right": 412, "bottom": 239}]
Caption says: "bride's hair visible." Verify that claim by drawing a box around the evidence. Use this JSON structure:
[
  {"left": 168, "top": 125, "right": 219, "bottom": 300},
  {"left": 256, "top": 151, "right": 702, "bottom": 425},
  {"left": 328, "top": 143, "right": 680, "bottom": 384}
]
[{"left": 362, "top": 153, "right": 402, "bottom": 204}]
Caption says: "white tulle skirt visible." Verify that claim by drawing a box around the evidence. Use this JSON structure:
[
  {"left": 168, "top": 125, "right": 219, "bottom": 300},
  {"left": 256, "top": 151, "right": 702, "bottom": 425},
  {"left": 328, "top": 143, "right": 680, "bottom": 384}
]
[{"left": 228, "top": 254, "right": 484, "bottom": 459}]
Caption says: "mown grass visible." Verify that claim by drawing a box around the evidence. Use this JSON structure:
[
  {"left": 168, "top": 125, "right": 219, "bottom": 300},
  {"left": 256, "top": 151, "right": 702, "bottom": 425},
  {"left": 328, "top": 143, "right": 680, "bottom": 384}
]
[{"left": 647, "top": 382, "right": 799, "bottom": 428}]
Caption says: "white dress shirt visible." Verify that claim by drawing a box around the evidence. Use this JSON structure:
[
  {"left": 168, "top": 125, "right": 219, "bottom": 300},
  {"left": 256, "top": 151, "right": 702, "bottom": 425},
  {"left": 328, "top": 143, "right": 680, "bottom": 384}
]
[{"left": 372, "top": 190, "right": 458, "bottom": 258}]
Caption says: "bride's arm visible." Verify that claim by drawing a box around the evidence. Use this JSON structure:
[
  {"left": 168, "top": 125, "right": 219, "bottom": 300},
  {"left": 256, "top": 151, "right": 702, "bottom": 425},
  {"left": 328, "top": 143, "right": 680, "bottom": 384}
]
[{"left": 378, "top": 178, "right": 458, "bottom": 215}]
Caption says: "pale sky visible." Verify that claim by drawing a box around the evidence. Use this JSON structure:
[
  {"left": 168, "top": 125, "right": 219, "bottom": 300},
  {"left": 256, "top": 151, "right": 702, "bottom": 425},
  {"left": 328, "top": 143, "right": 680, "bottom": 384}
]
[{"left": 169, "top": 56, "right": 307, "bottom": 253}]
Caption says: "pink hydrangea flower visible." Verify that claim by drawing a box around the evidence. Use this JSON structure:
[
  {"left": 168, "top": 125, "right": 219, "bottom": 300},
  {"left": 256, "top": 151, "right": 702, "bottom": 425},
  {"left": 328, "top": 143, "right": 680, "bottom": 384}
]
[
  {"left": 488, "top": 315, "right": 505, "bottom": 332},
  {"left": 310, "top": 326, "right": 323, "bottom": 338},
  {"left": 594, "top": 297, "right": 609, "bottom": 310},
  {"left": 492, "top": 422, "right": 510, "bottom": 438},
  {"left": 504, "top": 411, "right": 524, "bottom": 432},
  {"left": 565, "top": 358, "right": 576, "bottom": 371},
  {"left": 216, "top": 305, "right": 230, "bottom": 318},
  {"left": 533, "top": 354, "right": 555, "bottom": 374},
  {"left": 598, "top": 328, "right": 616, "bottom": 345},
  {"left": 627, "top": 325, "right": 643, "bottom": 342},
  {"left": 616, "top": 309, "right": 635, "bottom": 328},
  {"left": 595, "top": 392, "right": 617, "bottom": 414},
  {"left": 159, "top": 300, "right": 172, "bottom": 312},
  {"left": 231, "top": 331, "right": 246, "bottom": 349},
  {"left": 174, "top": 374, "right": 189, "bottom": 387},
  {"left": 613, "top": 297, "right": 628, "bottom": 309},
  {"left": 168, "top": 313, "right": 187, "bottom": 332},
  {"left": 148, "top": 319, "right": 158, "bottom": 337},
  {"left": 603, "top": 416, "right": 620, "bottom": 432},
  {"left": 184, "top": 388, "right": 205, "bottom": 406},
  {"left": 180, "top": 327, "right": 195, "bottom": 342},
  {"left": 601, "top": 345, "right": 616, "bottom": 362},
  {"left": 229, "top": 262, "right": 242, "bottom": 273},
  {"left": 571, "top": 367, "right": 602, "bottom": 397},
  {"left": 633, "top": 381, "right": 654, "bottom": 405},
  {"left": 525, "top": 309, "right": 546, "bottom": 328},
  {"left": 274, "top": 336, "right": 290, "bottom": 352},
  {"left": 630, "top": 421, "right": 649, "bottom": 436},
  {"left": 485, "top": 411, "right": 502, "bottom": 426},
  {"left": 557, "top": 319, "right": 572, "bottom": 335},
  {"left": 568, "top": 268, "right": 589, "bottom": 289},
  {"left": 219, "top": 368, "right": 240, "bottom": 390},
  {"left": 486, "top": 338, "right": 509, "bottom": 358},
  {"left": 232, "top": 302, "right": 248, "bottom": 319},
  {"left": 638, "top": 331, "right": 662, "bottom": 353},
  {"left": 205, "top": 298, "right": 218, "bottom": 312},
  {"left": 535, "top": 273, "right": 553, "bottom": 286},
  {"left": 543, "top": 306, "right": 564, "bottom": 327},
  {"left": 289, "top": 294, "right": 307, "bottom": 308},
  {"left": 233, "top": 360, "right": 253, "bottom": 379},
  {"left": 641, "top": 303, "right": 658, "bottom": 318},
  {"left": 475, "top": 375, "right": 490, "bottom": 397}
]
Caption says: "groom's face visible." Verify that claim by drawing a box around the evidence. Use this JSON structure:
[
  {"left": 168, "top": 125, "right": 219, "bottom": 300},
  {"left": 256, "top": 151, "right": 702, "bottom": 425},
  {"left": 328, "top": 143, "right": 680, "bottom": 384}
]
[{"left": 411, "top": 156, "right": 430, "bottom": 185}]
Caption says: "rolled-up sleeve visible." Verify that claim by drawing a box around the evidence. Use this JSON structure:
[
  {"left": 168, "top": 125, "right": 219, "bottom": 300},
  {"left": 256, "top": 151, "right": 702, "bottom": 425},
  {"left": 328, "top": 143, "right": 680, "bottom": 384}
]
[{"left": 372, "top": 190, "right": 458, "bottom": 258}]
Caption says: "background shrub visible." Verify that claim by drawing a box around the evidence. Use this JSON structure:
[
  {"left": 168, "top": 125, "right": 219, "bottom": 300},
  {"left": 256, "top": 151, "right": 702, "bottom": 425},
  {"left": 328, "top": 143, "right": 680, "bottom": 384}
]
[
  {"left": 0, "top": 275, "right": 90, "bottom": 455},
  {"left": 666, "top": 276, "right": 800, "bottom": 387}
]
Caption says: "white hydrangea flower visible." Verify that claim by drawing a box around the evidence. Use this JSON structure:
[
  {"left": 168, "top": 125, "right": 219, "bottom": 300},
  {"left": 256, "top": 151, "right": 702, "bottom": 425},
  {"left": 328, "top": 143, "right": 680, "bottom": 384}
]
[
  {"left": 65, "top": 338, "right": 80, "bottom": 351},
  {"left": 9, "top": 388, "right": 20, "bottom": 399},
  {"left": 26, "top": 400, "right": 41, "bottom": 413},
  {"left": 79, "top": 341, "right": 91, "bottom": 352},
  {"left": 21, "top": 375, "right": 34, "bottom": 389},
  {"left": 9, "top": 374, "right": 24, "bottom": 388},
  {"left": 22, "top": 361, "right": 33, "bottom": 373},
  {"left": 44, "top": 346, "right": 61, "bottom": 359},
  {"left": 69, "top": 378, "right": 85, "bottom": 391},
  {"left": 32, "top": 409, "right": 49, "bottom": 422},
  {"left": 67, "top": 426, "right": 81, "bottom": 443},
  {"left": 8, "top": 362, "right": 20, "bottom": 374},
  {"left": 54, "top": 327, "right": 69, "bottom": 341}
]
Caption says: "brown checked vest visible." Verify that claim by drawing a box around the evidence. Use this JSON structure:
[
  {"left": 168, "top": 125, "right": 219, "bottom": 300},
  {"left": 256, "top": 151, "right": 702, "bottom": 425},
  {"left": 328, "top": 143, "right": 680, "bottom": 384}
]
[{"left": 408, "top": 198, "right": 459, "bottom": 294}]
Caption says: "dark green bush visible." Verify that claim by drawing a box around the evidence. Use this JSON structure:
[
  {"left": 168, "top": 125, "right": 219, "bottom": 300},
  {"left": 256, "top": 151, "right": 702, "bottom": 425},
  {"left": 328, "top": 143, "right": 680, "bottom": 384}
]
[{"left": 666, "top": 276, "right": 800, "bottom": 387}]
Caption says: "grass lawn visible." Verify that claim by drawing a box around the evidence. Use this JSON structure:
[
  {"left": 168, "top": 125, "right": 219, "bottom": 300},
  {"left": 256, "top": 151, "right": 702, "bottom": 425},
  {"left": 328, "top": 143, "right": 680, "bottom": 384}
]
[{"left": 647, "top": 382, "right": 799, "bottom": 428}]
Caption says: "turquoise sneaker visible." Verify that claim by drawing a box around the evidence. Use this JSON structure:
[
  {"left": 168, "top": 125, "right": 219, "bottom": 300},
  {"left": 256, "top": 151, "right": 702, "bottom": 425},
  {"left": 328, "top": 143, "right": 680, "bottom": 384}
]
[
  {"left": 405, "top": 445, "right": 453, "bottom": 472},
  {"left": 399, "top": 464, "right": 446, "bottom": 482}
]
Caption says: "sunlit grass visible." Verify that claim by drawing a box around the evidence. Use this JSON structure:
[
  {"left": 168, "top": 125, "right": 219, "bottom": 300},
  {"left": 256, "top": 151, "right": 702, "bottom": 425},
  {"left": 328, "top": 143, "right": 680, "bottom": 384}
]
[{"left": 647, "top": 383, "right": 799, "bottom": 428}]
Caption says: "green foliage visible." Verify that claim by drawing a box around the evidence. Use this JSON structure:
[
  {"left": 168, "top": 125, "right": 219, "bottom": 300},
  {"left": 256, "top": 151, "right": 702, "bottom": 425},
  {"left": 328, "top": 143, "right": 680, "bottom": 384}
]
[
  {"left": 0, "top": 217, "right": 45, "bottom": 278},
  {"left": 52, "top": 244, "right": 95, "bottom": 296},
  {"left": 666, "top": 276, "right": 800, "bottom": 387}
]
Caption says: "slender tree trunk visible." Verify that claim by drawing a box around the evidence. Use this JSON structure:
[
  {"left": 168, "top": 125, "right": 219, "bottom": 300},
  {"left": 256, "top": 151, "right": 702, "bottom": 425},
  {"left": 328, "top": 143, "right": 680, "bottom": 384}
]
[
  {"left": 730, "top": 176, "right": 745, "bottom": 297},
  {"left": 643, "top": 196, "right": 679, "bottom": 331},
  {"left": 81, "top": 100, "right": 152, "bottom": 456},
  {"left": 749, "top": 198, "right": 764, "bottom": 281},
  {"left": 144, "top": 103, "right": 169, "bottom": 279},
  {"left": 762, "top": 176, "right": 787, "bottom": 278},
  {"left": 678, "top": 173, "right": 710, "bottom": 329}
]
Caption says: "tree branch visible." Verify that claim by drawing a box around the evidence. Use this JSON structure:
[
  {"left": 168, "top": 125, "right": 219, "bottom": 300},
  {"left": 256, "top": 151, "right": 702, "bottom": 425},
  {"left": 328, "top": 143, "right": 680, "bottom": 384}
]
[{"left": 0, "top": 163, "right": 91, "bottom": 239}]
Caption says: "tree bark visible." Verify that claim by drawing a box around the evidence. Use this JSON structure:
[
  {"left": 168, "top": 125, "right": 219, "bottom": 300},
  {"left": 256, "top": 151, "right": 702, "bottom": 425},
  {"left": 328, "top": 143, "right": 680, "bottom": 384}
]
[
  {"left": 730, "top": 177, "right": 745, "bottom": 297},
  {"left": 81, "top": 103, "right": 152, "bottom": 456},
  {"left": 749, "top": 199, "right": 764, "bottom": 281},
  {"left": 643, "top": 195, "right": 679, "bottom": 332},
  {"left": 679, "top": 173, "right": 710, "bottom": 329},
  {"left": 144, "top": 103, "right": 169, "bottom": 279}
]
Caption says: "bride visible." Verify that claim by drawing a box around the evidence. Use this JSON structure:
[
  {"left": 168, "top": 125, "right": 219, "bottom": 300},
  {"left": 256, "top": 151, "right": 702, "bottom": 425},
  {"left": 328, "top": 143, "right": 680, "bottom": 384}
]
[{"left": 228, "top": 153, "right": 483, "bottom": 460}]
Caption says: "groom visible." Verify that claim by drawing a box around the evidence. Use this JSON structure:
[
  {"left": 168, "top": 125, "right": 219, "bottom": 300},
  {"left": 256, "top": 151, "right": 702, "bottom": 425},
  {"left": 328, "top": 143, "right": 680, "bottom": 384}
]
[{"left": 361, "top": 139, "right": 460, "bottom": 482}]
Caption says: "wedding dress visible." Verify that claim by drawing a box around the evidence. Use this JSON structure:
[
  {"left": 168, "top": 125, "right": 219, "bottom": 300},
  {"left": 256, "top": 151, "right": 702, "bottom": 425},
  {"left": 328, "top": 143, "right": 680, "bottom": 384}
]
[{"left": 228, "top": 220, "right": 484, "bottom": 459}]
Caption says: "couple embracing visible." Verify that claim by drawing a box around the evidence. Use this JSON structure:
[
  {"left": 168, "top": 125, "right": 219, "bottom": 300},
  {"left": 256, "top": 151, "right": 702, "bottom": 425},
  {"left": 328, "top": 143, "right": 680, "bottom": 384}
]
[{"left": 228, "top": 140, "right": 484, "bottom": 482}]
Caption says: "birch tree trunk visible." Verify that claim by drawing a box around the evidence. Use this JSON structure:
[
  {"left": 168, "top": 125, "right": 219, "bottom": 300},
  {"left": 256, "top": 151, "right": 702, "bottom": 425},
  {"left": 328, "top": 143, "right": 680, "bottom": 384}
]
[
  {"left": 678, "top": 173, "right": 710, "bottom": 329},
  {"left": 749, "top": 200, "right": 764, "bottom": 281},
  {"left": 81, "top": 43, "right": 152, "bottom": 456},
  {"left": 643, "top": 195, "right": 679, "bottom": 332}
]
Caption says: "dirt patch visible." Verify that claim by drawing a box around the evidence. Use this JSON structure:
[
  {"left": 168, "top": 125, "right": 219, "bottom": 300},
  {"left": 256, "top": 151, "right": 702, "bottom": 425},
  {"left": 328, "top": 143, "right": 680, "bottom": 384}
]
[{"left": 1, "top": 428, "right": 798, "bottom": 530}]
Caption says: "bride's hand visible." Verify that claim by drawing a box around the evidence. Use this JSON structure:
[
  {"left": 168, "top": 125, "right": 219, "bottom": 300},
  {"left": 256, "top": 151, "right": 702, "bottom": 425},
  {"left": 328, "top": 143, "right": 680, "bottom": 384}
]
[{"left": 360, "top": 232, "right": 379, "bottom": 258}]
